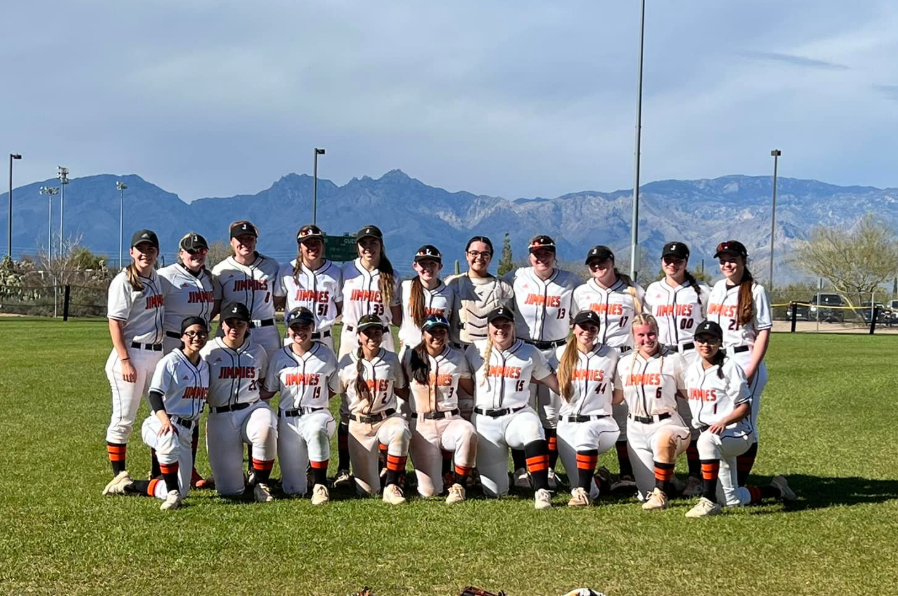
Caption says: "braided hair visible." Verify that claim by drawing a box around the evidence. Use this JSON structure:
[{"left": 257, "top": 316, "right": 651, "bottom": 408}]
[{"left": 354, "top": 346, "right": 372, "bottom": 403}]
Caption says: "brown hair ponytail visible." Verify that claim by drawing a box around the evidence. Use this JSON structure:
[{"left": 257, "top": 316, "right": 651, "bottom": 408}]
[
  {"left": 737, "top": 267, "right": 754, "bottom": 327},
  {"left": 683, "top": 269, "right": 703, "bottom": 307},
  {"left": 615, "top": 268, "right": 643, "bottom": 313},
  {"left": 409, "top": 341, "right": 434, "bottom": 404},
  {"left": 556, "top": 338, "right": 580, "bottom": 401},
  {"left": 410, "top": 277, "right": 426, "bottom": 327},
  {"left": 354, "top": 346, "right": 372, "bottom": 403},
  {"left": 478, "top": 334, "right": 495, "bottom": 388},
  {"left": 125, "top": 264, "right": 145, "bottom": 292},
  {"left": 378, "top": 250, "right": 396, "bottom": 307}
]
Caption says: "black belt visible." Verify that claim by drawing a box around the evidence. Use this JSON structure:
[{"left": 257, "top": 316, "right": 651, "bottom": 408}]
[
  {"left": 411, "top": 408, "right": 460, "bottom": 420},
  {"left": 727, "top": 345, "right": 750, "bottom": 354},
  {"left": 629, "top": 412, "right": 672, "bottom": 424},
  {"left": 474, "top": 405, "right": 526, "bottom": 418},
  {"left": 698, "top": 424, "right": 710, "bottom": 432},
  {"left": 212, "top": 402, "right": 251, "bottom": 414},
  {"left": 669, "top": 342, "right": 695, "bottom": 353},
  {"left": 171, "top": 416, "right": 196, "bottom": 430},
  {"left": 165, "top": 331, "right": 181, "bottom": 339},
  {"left": 311, "top": 330, "right": 332, "bottom": 340},
  {"left": 281, "top": 406, "right": 327, "bottom": 417},
  {"left": 251, "top": 318, "right": 276, "bottom": 328},
  {"left": 525, "top": 338, "right": 566, "bottom": 350},
  {"left": 562, "top": 414, "right": 609, "bottom": 423},
  {"left": 131, "top": 342, "right": 163, "bottom": 351},
  {"left": 352, "top": 408, "right": 397, "bottom": 424},
  {"left": 616, "top": 345, "right": 632, "bottom": 354}
]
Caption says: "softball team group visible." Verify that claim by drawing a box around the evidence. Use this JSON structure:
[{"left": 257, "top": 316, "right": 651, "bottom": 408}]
[{"left": 101, "top": 222, "right": 796, "bottom": 516}]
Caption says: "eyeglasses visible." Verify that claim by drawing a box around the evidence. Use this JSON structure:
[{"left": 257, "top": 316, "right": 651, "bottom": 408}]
[
  {"left": 183, "top": 331, "right": 208, "bottom": 339},
  {"left": 185, "top": 248, "right": 208, "bottom": 256},
  {"left": 467, "top": 251, "right": 492, "bottom": 259},
  {"left": 662, "top": 256, "right": 685, "bottom": 265}
]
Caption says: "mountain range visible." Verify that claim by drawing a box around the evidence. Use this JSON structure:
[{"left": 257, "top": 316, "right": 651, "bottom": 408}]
[{"left": 2, "top": 169, "right": 896, "bottom": 281}]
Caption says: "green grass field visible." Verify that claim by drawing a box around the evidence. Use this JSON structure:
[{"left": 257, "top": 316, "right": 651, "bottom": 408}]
[{"left": 2, "top": 319, "right": 897, "bottom": 596}]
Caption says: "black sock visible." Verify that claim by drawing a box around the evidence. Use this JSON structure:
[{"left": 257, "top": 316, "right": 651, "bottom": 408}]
[
  {"left": 615, "top": 441, "right": 633, "bottom": 478},
  {"left": 442, "top": 452, "right": 452, "bottom": 477},
  {"left": 312, "top": 462, "right": 328, "bottom": 487},
  {"left": 338, "top": 423, "right": 350, "bottom": 470},
  {"left": 524, "top": 440, "right": 550, "bottom": 491},
  {"left": 126, "top": 479, "right": 151, "bottom": 496},
  {"left": 687, "top": 439, "right": 701, "bottom": 479},
  {"left": 700, "top": 459, "right": 720, "bottom": 503},
  {"left": 545, "top": 428, "right": 558, "bottom": 470},
  {"left": 453, "top": 464, "right": 472, "bottom": 487},
  {"left": 577, "top": 449, "right": 599, "bottom": 491},
  {"left": 654, "top": 461, "right": 675, "bottom": 495},
  {"left": 511, "top": 449, "right": 527, "bottom": 472},
  {"left": 252, "top": 458, "right": 272, "bottom": 485},
  {"left": 191, "top": 425, "right": 200, "bottom": 470},
  {"left": 737, "top": 442, "right": 758, "bottom": 486},
  {"left": 747, "top": 484, "right": 781, "bottom": 504},
  {"left": 162, "top": 471, "right": 179, "bottom": 493},
  {"left": 106, "top": 442, "right": 127, "bottom": 475},
  {"left": 151, "top": 449, "right": 161, "bottom": 478}
]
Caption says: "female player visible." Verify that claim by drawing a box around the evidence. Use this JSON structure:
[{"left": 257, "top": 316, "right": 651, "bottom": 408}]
[
  {"left": 211, "top": 221, "right": 281, "bottom": 357},
  {"left": 262, "top": 307, "right": 339, "bottom": 504},
  {"left": 102, "top": 230, "right": 165, "bottom": 496},
  {"left": 508, "top": 235, "right": 579, "bottom": 488},
  {"left": 334, "top": 314, "right": 410, "bottom": 504},
  {"left": 466, "top": 306, "right": 559, "bottom": 509},
  {"left": 273, "top": 224, "right": 343, "bottom": 351},
  {"left": 612, "top": 314, "right": 690, "bottom": 511},
  {"left": 200, "top": 302, "right": 277, "bottom": 502},
  {"left": 402, "top": 315, "right": 476, "bottom": 503},
  {"left": 103, "top": 317, "right": 211, "bottom": 510},
  {"left": 553, "top": 310, "right": 621, "bottom": 507},
  {"left": 398, "top": 245, "right": 456, "bottom": 352},
  {"left": 706, "top": 240, "right": 772, "bottom": 485},
  {"left": 573, "top": 245, "right": 646, "bottom": 489},
  {"left": 643, "top": 241, "right": 710, "bottom": 497},
  {"left": 684, "top": 321, "right": 795, "bottom": 517}
]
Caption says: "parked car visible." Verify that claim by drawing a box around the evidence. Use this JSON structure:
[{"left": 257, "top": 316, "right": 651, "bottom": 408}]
[
  {"left": 889, "top": 300, "right": 898, "bottom": 324},
  {"left": 786, "top": 293, "right": 844, "bottom": 323},
  {"left": 859, "top": 302, "right": 890, "bottom": 324}
]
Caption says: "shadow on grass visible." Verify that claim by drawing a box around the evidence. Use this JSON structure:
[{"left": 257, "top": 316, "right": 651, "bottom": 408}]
[{"left": 746, "top": 474, "right": 898, "bottom": 513}]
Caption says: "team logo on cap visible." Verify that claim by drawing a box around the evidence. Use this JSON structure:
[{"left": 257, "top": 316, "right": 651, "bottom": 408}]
[
  {"left": 241, "top": 224, "right": 248, "bottom": 231},
  {"left": 670, "top": 243, "right": 677, "bottom": 251},
  {"left": 141, "top": 233, "right": 149, "bottom": 239},
  {"left": 192, "top": 235, "right": 198, "bottom": 243}
]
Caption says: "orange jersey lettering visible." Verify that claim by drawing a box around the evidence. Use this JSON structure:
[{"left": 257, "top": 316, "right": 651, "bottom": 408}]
[
  {"left": 654, "top": 304, "right": 693, "bottom": 317},
  {"left": 625, "top": 373, "right": 662, "bottom": 386},
  {"left": 688, "top": 388, "right": 718, "bottom": 402},
  {"left": 365, "top": 378, "right": 390, "bottom": 392},
  {"left": 588, "top": 303, "right": 623, "bottom": 315},
  {"left": 182, "top": 386, "right": 209, "bottom": 401},
  {"left": 524, "top": 293, "right": 562, "bottom": 307},
  {"left": 350, "top": 289, "right": 382, "bottom": 303},
  {"left": 571, "top": 368, "right": 605, "bottom": 382},
  {"left": 145, "top": 294, "right": 164, "bottom": 310},
  {"left": 427, "top": 373, "right": 454, "bottom": 387},
  {"left": 188, "top": 290, "right": 215, "bottom": 304},
  {"left": 708, "top": 303, "right": 737, "bottom": 317},
  {"left": 219, "top": 366, "right": 256, "bottom": 379},
  {"left": 487, "top": 365, "right": 522, "bottom": 379},
  {"left": 233, "top": 279, "right": 268, "bottom": 292},
  {"left": 293, "top": 289, "right": 330, "bottom": 303},
  {"left": 284, "top": 372, "right": 321, "bottom": 386}
]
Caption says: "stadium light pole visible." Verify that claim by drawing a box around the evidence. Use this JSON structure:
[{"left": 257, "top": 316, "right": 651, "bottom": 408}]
[
  {"left": 628, "top": 0, "right": 646, "bottom": 280},
  {"left": 769, "top": 149, "right": 781, "bottom": 292},
  {"left": 8, "top": 153, "right": 22, "bottom": 260},
  {"left": 40, "top": 186, "right": 59, "bottom": 260},
  {"left": 57, "top": 166, "right": 69, "bottom": 258},
  {"left": 116, "top": 181, "right": 128, "bottom": 269},
  {"left": 313, "top": 148, "right": 325, "bottom": 226}
]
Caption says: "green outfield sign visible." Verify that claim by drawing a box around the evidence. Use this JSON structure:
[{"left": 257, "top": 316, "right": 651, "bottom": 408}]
[{"left": 324, "top": 233, "right": 357, "bottom": 262}]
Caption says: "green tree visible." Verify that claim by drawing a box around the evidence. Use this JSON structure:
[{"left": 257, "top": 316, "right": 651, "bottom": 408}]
[{"left": 498, "top": 233, "right": 514, "bottom": 277}]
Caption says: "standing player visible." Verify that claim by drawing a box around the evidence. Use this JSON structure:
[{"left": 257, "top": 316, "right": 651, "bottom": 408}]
[
  {"left": 573, "top": 245, "right": 646, "bottom": 490},
  {"left": 262, "top": 307, "right": 339, "bottom": 504},
  {"left": 683, "top": 321, "right": 795, "bottom": 517},
  {"left": 273, "top": 224, "right": 343, "bottom": 351},
  {"left": 402, "top": 315, "right": 477, "bottom": 504},
  {"left": 553, "top": 311, "right": 621, "bottom": 507},
  {"left": 398, "top": 245, "right": 456, "bottom": 352},
  {"left": 201, "top": 303, "right": 277, "bottom": 502},
  {"left": 613, "top": 314, "right": 691, "bottom": 510},
  {"left": 102, "top": 230, "right": 165, "bottom": 496},
  {"left": 508, "top": 235, "right": 579, "bottom": 488},
  {"left": 334, "top": 315, "right": 410, "bottom": 504},
  {"left": 706, "top": 240, "right": 772, "bottom": 485},
  {"left": 644, "top": 241, "right": 710, "bottom": 496},
  {"left": 466, "top": 307, "right": 559, "bottom": 509},
  {"left": 212, "top": 221, "right": 281, "bottom": 357}
]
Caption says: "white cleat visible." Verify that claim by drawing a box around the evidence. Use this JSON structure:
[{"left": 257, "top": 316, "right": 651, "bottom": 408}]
[
  {"left": 534, "top": 488, "right": 553, "bottom": 510},
  {"left": 160, "top": 490, "right": 182, "bottom": 511},
  {"left": 513, "top": 467, "right": 531, "bottom": 489},
  {"left": 382, "top": 483, "right": 407, "bottom": 505},
  {"left": 682, "top": 476, "right": 703, "bottom": 498},
  {"left": 685, "top": 497, "right": 721, "bottom": 518},
  {"left": 567, "top": 487, "right": 592, "bottom": 507},
  {"left": 446, "top": 483, "right": 466, "bottom": 505},
  {"left": 771, "top": 475, "right": 797, "bottom": 501},
  {"left": 310, "top": 484, "right": 330, "bottom": 505},
  {"left": 102, "top": 471, "right": 133, "bottom": 496},
  {"left": 253, "top": 482, "right": 274, "bottom": 503},
  {"left": 642, "top": 487, "right": 669, "bottom": 511}
]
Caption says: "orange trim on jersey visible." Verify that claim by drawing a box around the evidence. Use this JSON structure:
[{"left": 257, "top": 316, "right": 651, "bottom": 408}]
[
  {"left": 147, "top": 478, "right": 162, "bottom": 497},
  {"left": 526, "top": 454, "right": 550, "bottom": 473},
  {"left": 252, "top": 458, "right": 274, "bottom": 471},
  {"left": 310, "top": 460, "right": 329, "bottom": 469}
]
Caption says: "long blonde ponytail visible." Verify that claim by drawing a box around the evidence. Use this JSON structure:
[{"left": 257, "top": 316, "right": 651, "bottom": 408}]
[{"left": 555, "top": 338, "right": 580, "bottom": 402}]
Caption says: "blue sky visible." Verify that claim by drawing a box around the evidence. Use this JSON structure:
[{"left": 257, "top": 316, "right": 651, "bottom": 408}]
[{"left": 3, "top": 0, "right": 896, "bottom": 201}]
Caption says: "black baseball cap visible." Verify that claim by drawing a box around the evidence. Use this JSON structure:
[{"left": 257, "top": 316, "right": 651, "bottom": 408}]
[
  {"left": 662, "top": 242, "right": 689, "bottom": 260},
  {"left": 357, "top": 314, "right": 384, "bottom": 332},
  {"left": 693, "top": 320, "right": 723, "bottom": 341},
  {"left": 714, "top": 240, "right": 748, "bottom": 259},
  {"left": 297, "top": 225, "right": 325, "bottom": 243},
  {"left": 528, "top": 235, "right": 556, "bottom": 253},
  {"left": 131, "top": 229, "right": 159, "bottom": 249},
  {"left": 573, "top": 310, "right": 602, "bottom": 328},
  {"left": 222, "top": 302, "right": 251, "bottom": 323},
  {"left": 180, "top": 233, "right": 209, "bottom": 252},
  {"left": 285, "top": 306, "right": 315, "bottom": 329},
  {"left": 487, "top": 306, "right": 515, "bottom": 324},
  {"left": 585, "top": 245, "right": 614, "bottom": 264},
  {"left": 356, "top": 225, "right": 383, "bottom": 241},
  {"left": 422, "top": 314, "right": 450, "bottom": 332},
  {"left": 230, "top": 221, "right": 258, "bottom": 239},
  {"left": 180, "top": 316, "right": 208, "bottom": 335},
  {"left": 414, "top": 245, "right": 442, "bottom": 263}
]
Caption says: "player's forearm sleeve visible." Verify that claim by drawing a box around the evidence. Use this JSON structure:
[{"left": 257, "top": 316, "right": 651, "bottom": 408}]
[{"left": 148, "top": 390, "right": 166, "bottom": 413}]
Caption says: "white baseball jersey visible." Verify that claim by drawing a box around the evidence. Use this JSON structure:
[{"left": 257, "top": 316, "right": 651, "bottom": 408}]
[
  {"left": 107, "top": 269, "right": 165, "bottom": 344},
  {"left": 614, "top": 348, "right": 686, "bottom": 417},
  {"left": 706, "top": 280, "right": 773, "bottom": 348},
  {"left": 465, "top": 339, "right": 552, "bottom": 410},
  {"left": 509, "top": 267, "right": 579, "bottom": 342},
  {"left": 401, "top": 346, "right": 471, "bottom": 414},
  {"left": 335, "top": 348, "right": 407, "bottom": 416},
  {"left": 158, "top": 263, "right": 215, "bottom": 333},
  {"left": 149, "top": 349, "right": 210, "bottom": 420},
  {"left": 551, "top": 344, "right": 619, "bottom": 417},
  {"left": 573, "top": 278, "right": 647, "bottom": 349},
  {"left": 341, "top": 259, "right": 402, "bottom": 327},
  {"left": 273, "top": 259, "right": 343, "bottom": 332},
  {"left": 644, "top": 279, "right": 711, "bottom": 346},
  {"left": 445, "top": 273, "right": 515, "bottom": 345},
  {"left": 264, "top": 342, "right": 338, "bottom": 410},
  {"left": 684, "top": 357, "right": 751, "bottom": 430},
  {"left": 212, "top": 254, "right": 280, "bottom": 322},
  {"left": 398, "top": 279, "right": 457, "bottom": 347},
  {"left": 200, "top": 337, "right": 269, "bottom": 408}
]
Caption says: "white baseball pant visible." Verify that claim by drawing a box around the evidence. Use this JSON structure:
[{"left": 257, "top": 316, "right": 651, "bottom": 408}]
[
  {"left": 141, "top": 416, "right": 194, "bottom": 499},
  {"left": 277, "top": 409, "right": 336, "bottom": 495},
  {"left": 348, "top": 414, "right": 410, "bottom": 496},
  {"left": 626, "top": 415, "right": 691, "bottom": 497},
  {"left": 556, "top": 417, "right": 620, "bottom": 500},
  {"left": 409, "top": 415, "right": 477, "bottom": 497},
  {"left": 473, "top": 407, "right": 545, "bottom": 498},
  {"left": 105, "top": 349, "right": 163, "bottom": 445},
  {"left": 206, "top": 401, "right": 278, "bottom": 496},
  {"left": 696, "top": 429, "right": 754, "bottom": 507},
  {"left": 529, "top": 346, "right": 561, "bottom": 430}
]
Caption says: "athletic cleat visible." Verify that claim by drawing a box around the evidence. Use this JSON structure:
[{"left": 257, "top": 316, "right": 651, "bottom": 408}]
[
  {"left": 102, "top": 471, "right": 133, "bottom": 496},
  {"left": 331, "top": 469, "right": 352, "bottom": 489},
  {"left": 594, "top": 466, "right": 613, "bottom": 495},
  {"left": 513, "top": 467, "right": 531, "bottom": 489},
  {"left": 246, "top": 471, "right": 256, "bottom": 486},
  {"left": 534, "top": 488, "right": 553, "bottom": 510},
  {"left": 568, "top": 487, "right": 591, "bottom": 507},
  {"left": 310, "top": 484, "right": 330, "bottom": 505},
  {"left": 253, "top": 482, "right": 274, "bottom": 503},
  {"left": 446, "top": 483, "right": 466, "bottom": 504},
  {"left": 611, "top": 474, "right": 637, "bottom": 492},
  {"left": 670, "top": 475, "right": 686, "bottom": 495},
  {"left": 685, "top": 497, "right": 721, "bottom": 518},
  {"left": 771, "top": 475, "right": 797, "bottom": 501},
  {"left": 382, "top": 484, "right": 406, "bottom": 505},
  {"left": 682, "top": 476, "right": 703, "bottom": 498},
  {"left": 442, "top": 472, "right": 455, "bottom": 494},
  {"left": 160, "top": 490, "right": 182, "bottom": 511},
  {"left": 547, "top": 468, "right": 558, "bottom": 490},
  {"left": 642, "top": 487, "right": 669, "bottom": 511}
]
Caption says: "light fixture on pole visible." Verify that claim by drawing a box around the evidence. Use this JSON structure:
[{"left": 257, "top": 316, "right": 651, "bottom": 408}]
[
  {"left": 628, "top": 0, "right": 646, "bottom": 280},
  {"left": 116, "top": 181, "right": 127, "bottom": 269},
  {"left": 39, "top": 186, "right": 59, "bottom": 260},
  {"left": 313, "top": 148, "right": 325, "bottom": 225},
  {"left": 8, "top": 153, "right": 22, "bottom": 260},
  {"left": 57, "top": 166, "right": 69, "bottom": 258},
  {"left": 769, "top": 149, "right": 781, "bottom": 291}
]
